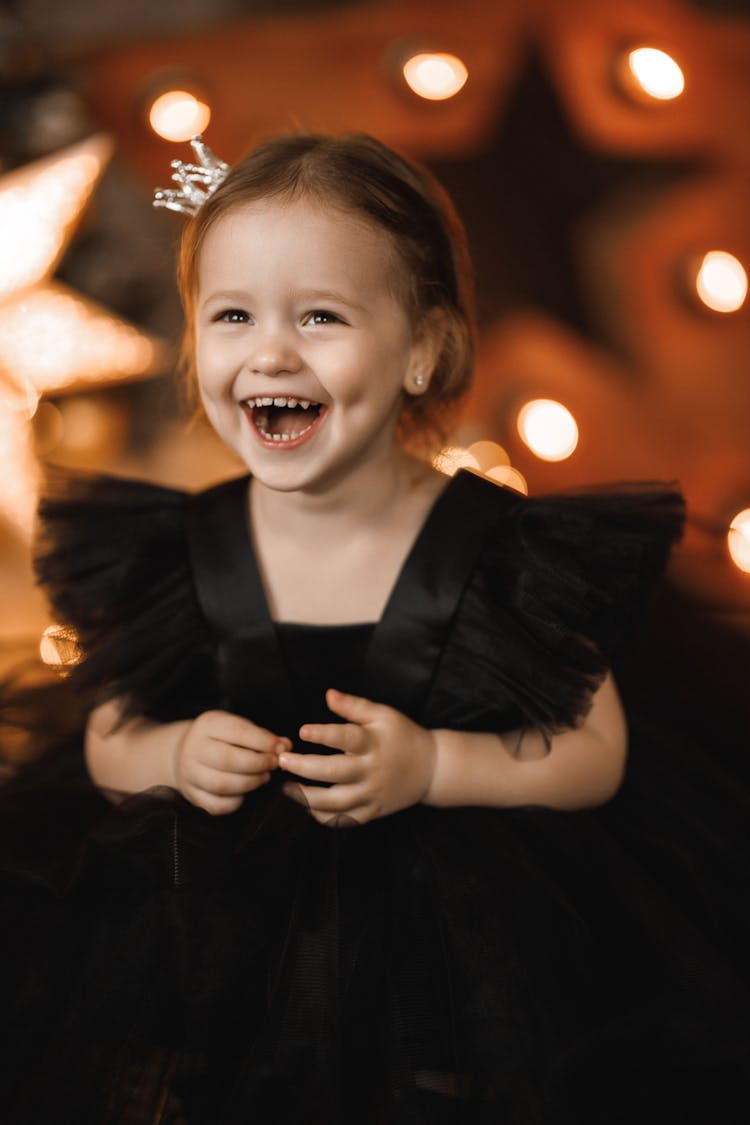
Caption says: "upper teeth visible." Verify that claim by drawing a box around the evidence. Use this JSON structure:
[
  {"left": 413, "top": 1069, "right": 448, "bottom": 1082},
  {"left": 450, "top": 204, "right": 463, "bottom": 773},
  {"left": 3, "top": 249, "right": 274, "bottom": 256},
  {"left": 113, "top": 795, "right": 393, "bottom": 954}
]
[{"left": 244, "top": 396, "right": 313, "bottom": 409}]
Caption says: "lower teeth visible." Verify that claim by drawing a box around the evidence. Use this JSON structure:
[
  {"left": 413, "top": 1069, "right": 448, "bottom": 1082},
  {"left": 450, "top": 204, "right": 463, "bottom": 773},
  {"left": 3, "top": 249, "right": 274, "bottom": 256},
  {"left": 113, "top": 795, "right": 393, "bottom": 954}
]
[{"left": 257, "top": 421, "right": 315, "bottom": 441}]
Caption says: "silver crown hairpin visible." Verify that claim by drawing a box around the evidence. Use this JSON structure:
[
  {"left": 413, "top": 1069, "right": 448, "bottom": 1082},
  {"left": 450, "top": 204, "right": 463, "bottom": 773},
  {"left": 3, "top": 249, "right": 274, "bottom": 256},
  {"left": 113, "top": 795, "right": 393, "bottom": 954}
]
[{"left": 153, "top": 135, "right": 230, "bottom": 216}]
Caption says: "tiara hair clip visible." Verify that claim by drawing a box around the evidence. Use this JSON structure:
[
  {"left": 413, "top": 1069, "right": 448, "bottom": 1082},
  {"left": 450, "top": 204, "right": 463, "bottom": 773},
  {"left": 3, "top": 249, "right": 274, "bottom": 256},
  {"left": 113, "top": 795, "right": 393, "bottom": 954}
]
[{"left": 153, "top": 135, "right": 231, "bottom": 217}]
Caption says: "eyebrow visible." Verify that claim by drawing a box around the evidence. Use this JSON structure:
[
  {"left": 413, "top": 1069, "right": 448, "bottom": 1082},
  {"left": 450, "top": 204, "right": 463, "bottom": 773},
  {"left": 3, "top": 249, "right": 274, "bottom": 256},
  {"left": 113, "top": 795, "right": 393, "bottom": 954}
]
[
  {"left": 199, "top": 290, "right": 250, "bottom": 310},
  {"left": 199, "top": 288, "right": 368, "bottom": 312},
  {"left": 298, "top": 289, "right": 367, "bottom": 312}
]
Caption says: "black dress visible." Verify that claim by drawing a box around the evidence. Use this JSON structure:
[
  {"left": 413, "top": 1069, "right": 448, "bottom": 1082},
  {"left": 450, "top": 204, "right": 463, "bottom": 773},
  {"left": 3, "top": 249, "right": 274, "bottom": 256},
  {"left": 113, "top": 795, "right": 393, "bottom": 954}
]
[{"left": 0, "top": 468, "right": 748, "bottom": 1124}]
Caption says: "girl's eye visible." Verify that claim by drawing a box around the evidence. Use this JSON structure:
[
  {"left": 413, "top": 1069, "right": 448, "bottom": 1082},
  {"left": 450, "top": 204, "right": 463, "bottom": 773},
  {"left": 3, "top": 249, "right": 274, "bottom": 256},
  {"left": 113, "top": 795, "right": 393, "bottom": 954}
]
[
  {"left": 305, "top": 310, "right": 342, "bottom": 326},
  {"left": 214, "top": 309, "right": 250, "bottom": 324}
]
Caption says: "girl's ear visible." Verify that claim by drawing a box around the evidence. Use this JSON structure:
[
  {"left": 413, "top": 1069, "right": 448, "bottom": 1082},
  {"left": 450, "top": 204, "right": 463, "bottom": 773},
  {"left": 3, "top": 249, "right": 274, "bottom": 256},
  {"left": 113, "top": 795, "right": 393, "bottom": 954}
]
[{"left": 403, "top": 308, "right": 444, "bottom": 396}]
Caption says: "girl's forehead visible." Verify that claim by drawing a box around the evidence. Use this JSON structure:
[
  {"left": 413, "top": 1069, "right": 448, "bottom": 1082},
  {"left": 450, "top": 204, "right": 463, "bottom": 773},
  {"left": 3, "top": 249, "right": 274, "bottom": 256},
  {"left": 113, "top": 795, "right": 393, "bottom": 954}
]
[
  {"left": 204, "top": 195, "right": 382, "bottom": 247},
  {"left": 197, "top": 196, "right": 408, "bottom": 292}
]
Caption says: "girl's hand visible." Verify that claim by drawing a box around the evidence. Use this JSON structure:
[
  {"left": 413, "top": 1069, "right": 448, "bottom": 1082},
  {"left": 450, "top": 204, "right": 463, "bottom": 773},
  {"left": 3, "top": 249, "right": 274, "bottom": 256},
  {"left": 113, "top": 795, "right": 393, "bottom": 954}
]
[
  {"left": 278, "top": 689, "right": 437, "bottom": 826},
  {"left": 174, "top": 710, "right": 290, "bottom": 816}
]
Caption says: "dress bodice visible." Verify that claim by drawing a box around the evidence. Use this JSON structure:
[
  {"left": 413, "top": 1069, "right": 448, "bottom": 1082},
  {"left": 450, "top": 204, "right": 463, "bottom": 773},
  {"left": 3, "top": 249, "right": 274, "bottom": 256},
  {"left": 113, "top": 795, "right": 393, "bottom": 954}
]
[
  {"left": 274, "top": 622, "right": 375, "bottom": 732},
  {"left": 186, "top": 470, "right": 514, "bottom": 738}
]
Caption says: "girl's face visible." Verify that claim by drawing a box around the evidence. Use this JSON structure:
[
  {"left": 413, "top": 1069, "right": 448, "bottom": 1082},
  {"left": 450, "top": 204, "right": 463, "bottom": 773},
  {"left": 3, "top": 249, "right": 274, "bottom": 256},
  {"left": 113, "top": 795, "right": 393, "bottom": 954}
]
[{"left": 195, "top": 196, "right": 435, "bottom": 495}]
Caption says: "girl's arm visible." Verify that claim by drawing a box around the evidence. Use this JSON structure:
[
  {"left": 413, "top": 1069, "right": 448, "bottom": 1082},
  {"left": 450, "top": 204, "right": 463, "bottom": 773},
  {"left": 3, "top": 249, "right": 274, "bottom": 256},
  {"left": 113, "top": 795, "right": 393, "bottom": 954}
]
[
  {"left": 279, "top": 670, "right": 627, "bottom": 823},
  {"left": 85, "top": 699, "right": 187, "bottom": 794},
  {"left": 85, "top": 700, "right": 288, "bottom": 815},
  {"left": 426, "top": 670, "right": 628, "bottom": 811}
]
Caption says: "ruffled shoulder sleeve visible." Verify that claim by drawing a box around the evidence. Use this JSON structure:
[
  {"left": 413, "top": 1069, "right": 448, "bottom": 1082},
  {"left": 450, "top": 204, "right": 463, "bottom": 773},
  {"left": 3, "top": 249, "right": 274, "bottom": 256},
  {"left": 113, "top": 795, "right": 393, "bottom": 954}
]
[
  {"left": 34, "top": 470, "right": 222, "bottom": 723},
  {"left": 427, "top": 477, "right": 685, "bottom": 735}
]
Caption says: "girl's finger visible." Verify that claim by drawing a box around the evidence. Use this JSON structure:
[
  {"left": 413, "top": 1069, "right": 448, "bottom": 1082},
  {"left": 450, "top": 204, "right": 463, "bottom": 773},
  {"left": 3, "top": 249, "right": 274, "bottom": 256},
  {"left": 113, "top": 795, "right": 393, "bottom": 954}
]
[
  {"left": 203, "top": 743, "right": 280, "bottom": 775},
  {"left": 298, "top": 721, "right": 366, "bottom": 755},
  {"left": 197, "top": 711, "right": 291, "bottom": 755},
  {"left": 191, "top": 765, "right": 272, "bottom": 796},
  {"left": 186, "top": 789, "right": 245, "bottom": 817},
  {"left": 284, "top": 782, "right": 364, "bottom": 815},
  {"left": 324, "top": 689, "right": 385, "bottom": 725},
  {"left": 277, "top": 750, "right": 362, "bottom": 784}
]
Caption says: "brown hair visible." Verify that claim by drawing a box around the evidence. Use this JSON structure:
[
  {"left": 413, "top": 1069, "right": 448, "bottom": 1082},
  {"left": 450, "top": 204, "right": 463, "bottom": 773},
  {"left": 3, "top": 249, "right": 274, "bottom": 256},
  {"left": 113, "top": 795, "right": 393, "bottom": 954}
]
[{"left": 178, "top": 132, "right": 476, "bottom": 456}]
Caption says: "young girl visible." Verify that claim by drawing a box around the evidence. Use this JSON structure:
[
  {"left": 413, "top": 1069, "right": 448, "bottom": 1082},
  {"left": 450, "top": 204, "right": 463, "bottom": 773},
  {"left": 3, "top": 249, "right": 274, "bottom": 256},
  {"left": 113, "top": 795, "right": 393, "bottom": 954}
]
[{"left": 1, "top": 133, "right": 748, "bottom": 1124}]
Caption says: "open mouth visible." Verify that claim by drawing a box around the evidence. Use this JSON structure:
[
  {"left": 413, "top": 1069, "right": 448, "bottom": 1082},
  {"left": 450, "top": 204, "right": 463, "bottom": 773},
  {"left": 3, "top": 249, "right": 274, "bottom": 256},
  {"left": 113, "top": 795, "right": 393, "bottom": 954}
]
[{"left": 242, "top": 396, "right": 325, "bottom": 446}]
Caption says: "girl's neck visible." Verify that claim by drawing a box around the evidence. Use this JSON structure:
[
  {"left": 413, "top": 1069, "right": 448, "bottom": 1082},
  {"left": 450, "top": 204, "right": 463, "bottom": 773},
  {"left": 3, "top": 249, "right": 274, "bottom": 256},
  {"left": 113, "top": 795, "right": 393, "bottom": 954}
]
[
  {"left": 247, "top": 451, "right": 448, "bottom": 625},
  {"left": 249, "top": 450, "right": 437, "bottom": 543}
]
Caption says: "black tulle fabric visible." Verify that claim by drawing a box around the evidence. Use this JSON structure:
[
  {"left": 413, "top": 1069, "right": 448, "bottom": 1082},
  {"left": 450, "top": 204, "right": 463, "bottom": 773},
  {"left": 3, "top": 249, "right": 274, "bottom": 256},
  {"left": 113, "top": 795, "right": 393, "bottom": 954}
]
[{"left": 1, "top": 468, "right": 749, "bottom": 1124}]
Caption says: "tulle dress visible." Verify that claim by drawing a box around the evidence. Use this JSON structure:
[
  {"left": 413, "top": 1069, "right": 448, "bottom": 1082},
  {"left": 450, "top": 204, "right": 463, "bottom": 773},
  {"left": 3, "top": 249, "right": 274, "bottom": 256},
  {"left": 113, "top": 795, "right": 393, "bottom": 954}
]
[{"left": 1, "top": 467, "right": 748, "bottom": 1124}]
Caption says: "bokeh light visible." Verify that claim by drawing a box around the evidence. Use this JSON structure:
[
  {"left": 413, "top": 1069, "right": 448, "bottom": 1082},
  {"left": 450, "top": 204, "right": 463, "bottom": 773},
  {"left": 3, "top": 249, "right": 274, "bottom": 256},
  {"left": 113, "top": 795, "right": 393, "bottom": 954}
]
[
  {"left": 32, "top": 401, "right": 65, "bottom": 457},
  {"left": 433, "top": 446, "right": 480, "bottom": 476},
  {"left": 466, "top": 440, "right": 510, "bottom": 471},
  {"left": 402, "top": 53, "right": 468, "bottom": 101},
  {"left": 433, "top": 442, "right": 527, "bottom": 493},
  {"left": 625, "top": 47, "right": 685, "bottom": 101},
  {"left": 0, "top": 402, "right": 39, "bottom": 538},
  {"left": 517, "top": 399, "right": 579, "bottom": 462},
  {"left": 485, "top": 465, "right": 528, "bottom": 494},
  {"left": 148, "top": 90, "right": 212, "bottom": 142},
  {"left": 728, "top": 509, "right": 750, "bottom": 575},
  {"left": 695, "top": 251, "right": 748, "bottom": 314},
  {"left": 39, "top": 624, "right": 82, "bottom": 671}
]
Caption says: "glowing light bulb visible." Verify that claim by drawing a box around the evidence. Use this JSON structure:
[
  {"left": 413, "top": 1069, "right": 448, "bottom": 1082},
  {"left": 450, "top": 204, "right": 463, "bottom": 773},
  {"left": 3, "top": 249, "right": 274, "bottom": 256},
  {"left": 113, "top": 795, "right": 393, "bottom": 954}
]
[
  {"left": 695, "top": 251, "right": 748, "bottom": 314},
  {"left": 517, "top": 399, "right": 579, "bottom": 462},
  {"left": 626, "top": 47, "right": 685, "bottom": 101},
  {"left": 728, "top": 509, "right": 750, "bottom": 575},
  {"left": 402, "top": 53, "right": 468, "bottom": 101},
  {"left": 148, "top": 90, "right": 211, "bottom": 142}
]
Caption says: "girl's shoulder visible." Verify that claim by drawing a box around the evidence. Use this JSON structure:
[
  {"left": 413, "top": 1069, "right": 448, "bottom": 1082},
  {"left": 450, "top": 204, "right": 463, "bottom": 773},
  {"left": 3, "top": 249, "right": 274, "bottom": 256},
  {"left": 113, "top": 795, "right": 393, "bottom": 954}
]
[
  {"left": 35, "top": 469, "right": 235, "bottom": 722},
  {"left": 426, "top": 472, "right": 685, "bottom": 733}
]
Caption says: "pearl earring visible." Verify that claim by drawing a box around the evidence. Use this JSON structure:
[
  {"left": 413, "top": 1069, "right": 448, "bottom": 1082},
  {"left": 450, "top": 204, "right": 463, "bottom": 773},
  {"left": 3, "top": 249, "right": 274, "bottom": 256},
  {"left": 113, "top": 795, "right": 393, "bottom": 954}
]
[{"left": 414, "top": 375, "right": 425, "bottom": 389}]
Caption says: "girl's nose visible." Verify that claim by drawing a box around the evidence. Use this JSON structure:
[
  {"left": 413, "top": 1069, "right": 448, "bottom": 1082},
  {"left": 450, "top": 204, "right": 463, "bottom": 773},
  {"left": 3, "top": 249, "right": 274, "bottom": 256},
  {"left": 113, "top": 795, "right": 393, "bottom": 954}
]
[{"left": 246, "top": 327, "right": 302, "bottom": 376}]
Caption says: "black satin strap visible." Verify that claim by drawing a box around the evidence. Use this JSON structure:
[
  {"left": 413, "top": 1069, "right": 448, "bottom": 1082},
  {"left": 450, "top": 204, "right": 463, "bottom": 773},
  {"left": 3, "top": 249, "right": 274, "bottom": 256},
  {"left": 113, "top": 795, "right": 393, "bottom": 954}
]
[
  {"left": 186, "top": 475, "right": 261, "bottom": 634},
  {"left": 186, "top": 475, "right": 298, "bottom": 734},
  {"left": 364, "top": 470, "right": 517, "bottom": 718}
]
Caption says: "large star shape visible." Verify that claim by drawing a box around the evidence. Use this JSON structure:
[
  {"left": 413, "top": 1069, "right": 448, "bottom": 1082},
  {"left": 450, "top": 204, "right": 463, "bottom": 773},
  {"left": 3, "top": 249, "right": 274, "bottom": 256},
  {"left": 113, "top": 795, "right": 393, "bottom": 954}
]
[
  {"left": 428, "top": 49, "right": 699, "bottom": 347},
  {"left": 0, "top": 135, "right": 164, "bottom": 540}
]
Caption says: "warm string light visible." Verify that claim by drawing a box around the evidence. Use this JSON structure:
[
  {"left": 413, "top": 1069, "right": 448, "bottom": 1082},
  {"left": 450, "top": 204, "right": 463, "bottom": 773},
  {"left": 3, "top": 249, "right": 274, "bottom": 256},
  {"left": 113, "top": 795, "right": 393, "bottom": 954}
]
[
  {"left": 694, "top": 251, "right": 748, "bottom": 314},
  {"left": 148, "top": 90, "right": 212, "bottom": 142},
  {"left": 402, "top": 52, "right": 468, "bottom": 101},
  {"left": 517, "top": 399, "right": 579, "bottom": 462},
  {"left": 622, "top": 46, "right": 685, "bottom": 101},
  {"left": 728, "top": 510, "right": 750, "bottom": 575}
]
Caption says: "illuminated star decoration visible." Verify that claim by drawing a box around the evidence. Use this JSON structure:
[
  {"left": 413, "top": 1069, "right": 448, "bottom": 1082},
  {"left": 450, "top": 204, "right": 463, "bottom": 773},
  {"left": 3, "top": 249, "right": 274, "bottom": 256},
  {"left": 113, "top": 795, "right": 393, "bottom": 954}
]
[
  {"left": 0, "top": 134, "right": 164, "bottom": 540},
  {"left": 429, "top": 50, "right": 699, "bottom": 346}
]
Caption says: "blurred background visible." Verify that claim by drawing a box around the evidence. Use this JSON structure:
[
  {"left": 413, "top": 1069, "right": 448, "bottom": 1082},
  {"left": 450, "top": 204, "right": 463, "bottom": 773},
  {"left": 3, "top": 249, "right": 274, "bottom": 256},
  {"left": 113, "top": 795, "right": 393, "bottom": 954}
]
[{"left": 0, "top": 0, "right": 748, "bottom": 731}]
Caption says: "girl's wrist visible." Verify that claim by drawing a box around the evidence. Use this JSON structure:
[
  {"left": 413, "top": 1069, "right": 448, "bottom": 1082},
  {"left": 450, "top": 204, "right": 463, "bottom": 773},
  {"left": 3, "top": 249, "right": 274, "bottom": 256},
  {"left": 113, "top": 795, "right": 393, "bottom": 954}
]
[{"left": 422, "top": 728, "right": 519, "bottom": 808}]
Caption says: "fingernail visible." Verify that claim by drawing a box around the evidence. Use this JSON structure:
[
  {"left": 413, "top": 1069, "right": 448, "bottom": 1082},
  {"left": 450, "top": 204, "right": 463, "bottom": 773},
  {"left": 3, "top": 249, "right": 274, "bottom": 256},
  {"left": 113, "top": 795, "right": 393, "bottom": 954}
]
[
  {"left": 275, "top": 740, "right": 287, "bottom": 753},
  {"left": 278, "top": 754, "right": 288, "bottom": 767}
]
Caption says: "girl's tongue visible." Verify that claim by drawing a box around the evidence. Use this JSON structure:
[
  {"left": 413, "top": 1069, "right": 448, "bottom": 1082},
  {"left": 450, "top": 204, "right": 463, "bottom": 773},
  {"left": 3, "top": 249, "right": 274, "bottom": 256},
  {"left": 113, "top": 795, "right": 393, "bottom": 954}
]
[{"left": 255, "top": 403, "right": 321, "bottom": 438}]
